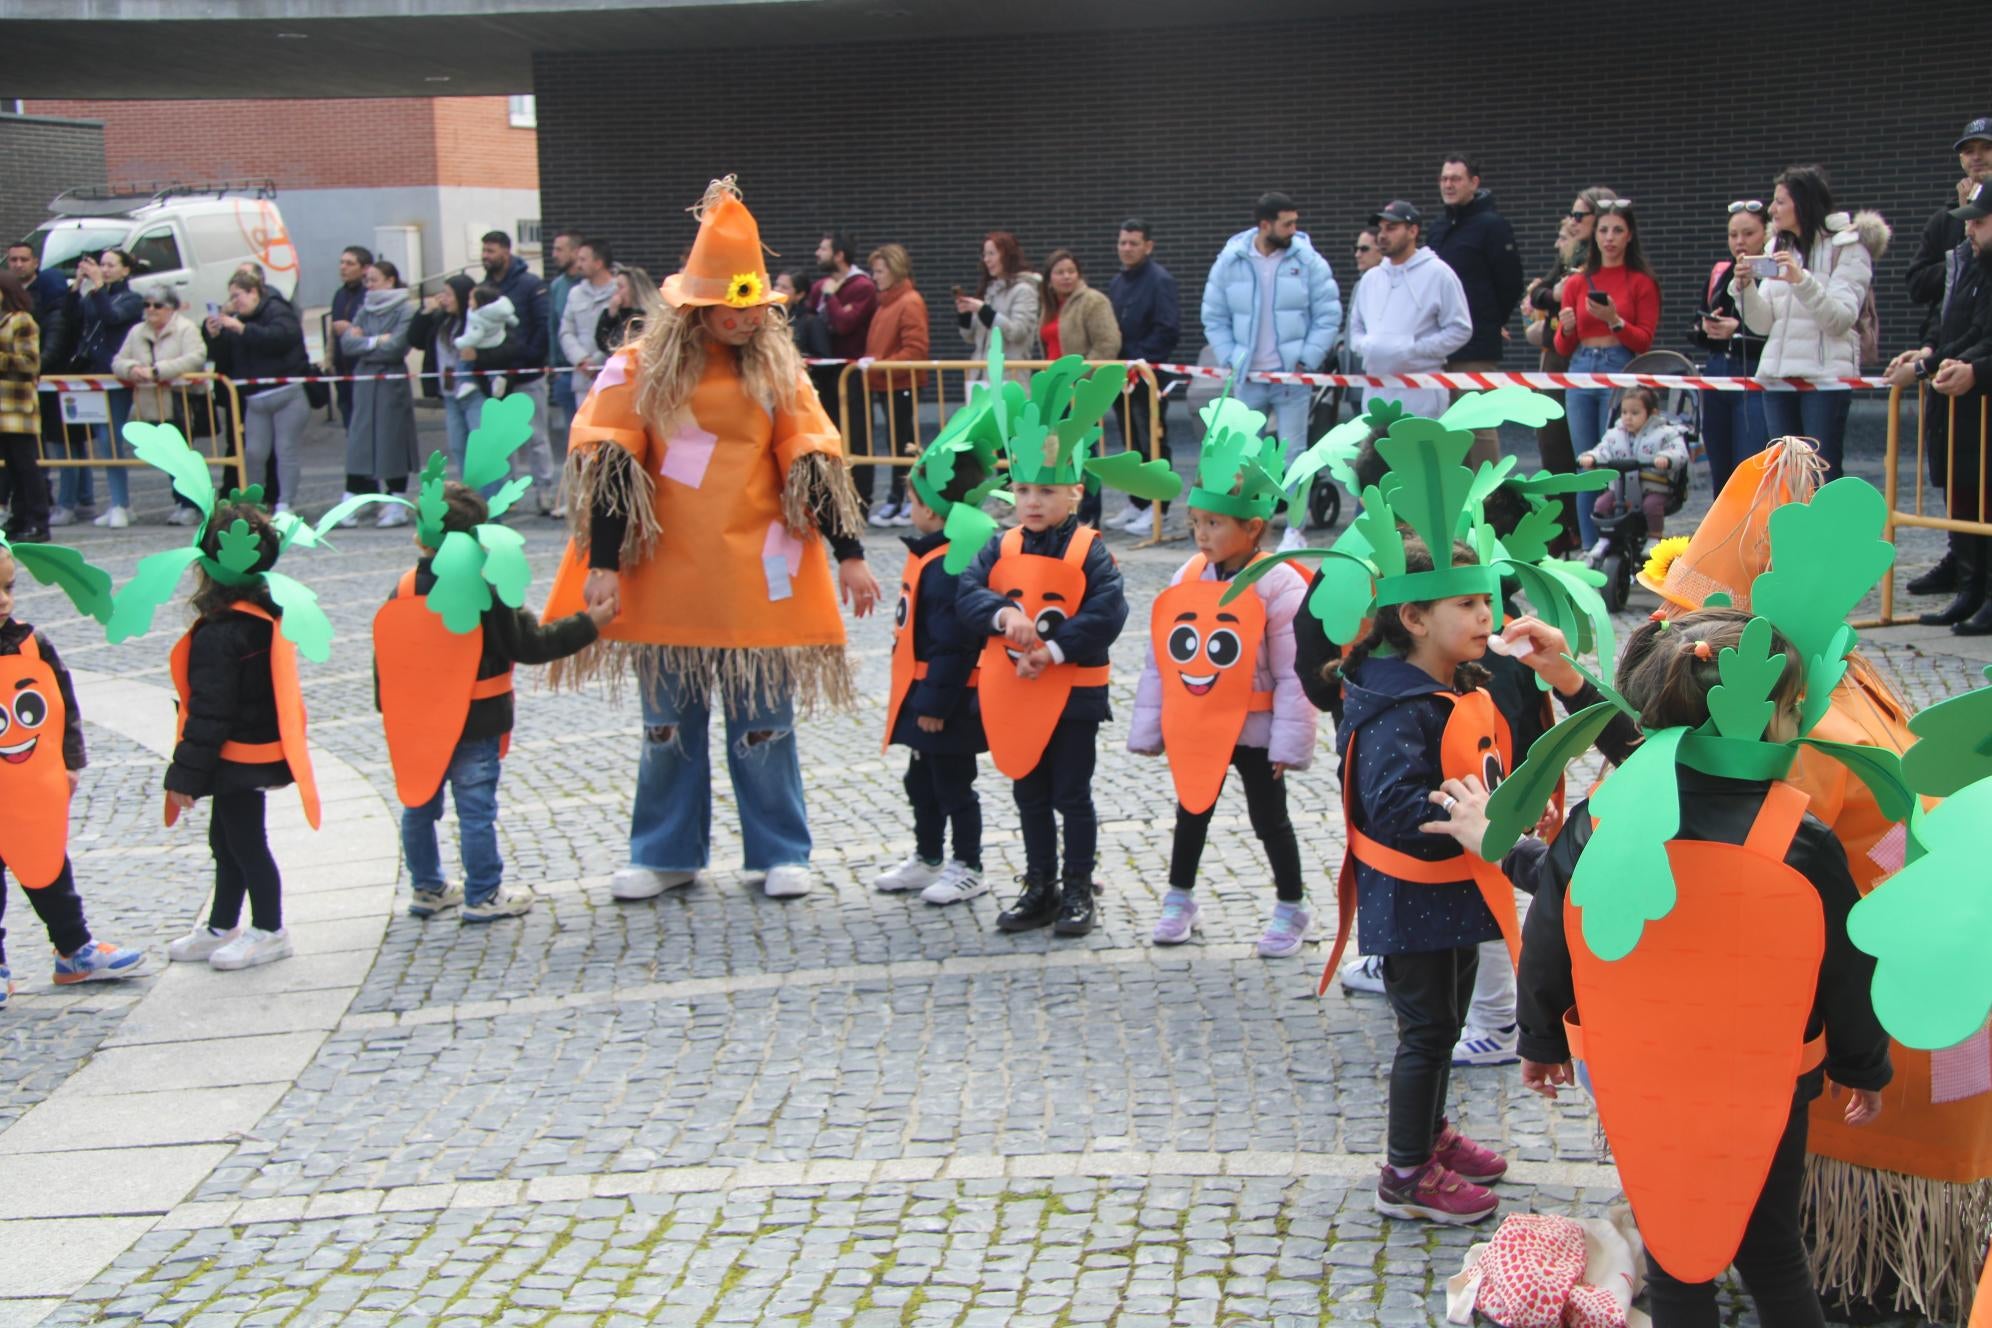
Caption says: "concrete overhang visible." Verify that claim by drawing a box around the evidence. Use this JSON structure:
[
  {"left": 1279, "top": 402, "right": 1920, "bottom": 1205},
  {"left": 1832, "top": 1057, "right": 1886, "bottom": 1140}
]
[{"left": 0, "top": 0, "right": 1383, "bottom": 98}]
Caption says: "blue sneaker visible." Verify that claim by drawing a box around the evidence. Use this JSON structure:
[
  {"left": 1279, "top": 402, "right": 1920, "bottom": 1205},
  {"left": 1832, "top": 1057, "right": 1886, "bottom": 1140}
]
[
  {"left": 1258, "top": 901, "right": 1311, "bottom": 958},
  {"left": 52, "top": 940, "right": 148, "bottom": 986},
  {"left": 0, "top": 963, "right": 13, "bottom": 1009},
  {"left": 1151, "top": 890, "right": 1201, "bottom": 945}
]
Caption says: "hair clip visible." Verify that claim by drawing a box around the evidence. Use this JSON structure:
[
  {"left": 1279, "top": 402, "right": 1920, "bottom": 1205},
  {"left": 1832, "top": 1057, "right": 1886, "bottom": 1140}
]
[
  {"left": 1652, "top": 613, "right": 1671, "bottom": 629},
  {"left": 1692, "top": 640, "right": 1713, "bottom": 661}
]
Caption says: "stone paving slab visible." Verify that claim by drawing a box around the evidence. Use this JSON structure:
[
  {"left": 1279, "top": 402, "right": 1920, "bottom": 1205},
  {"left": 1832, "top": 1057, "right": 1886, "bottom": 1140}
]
[{"left": 0, "top": 1083, "right": 287, "bottom": 1155}]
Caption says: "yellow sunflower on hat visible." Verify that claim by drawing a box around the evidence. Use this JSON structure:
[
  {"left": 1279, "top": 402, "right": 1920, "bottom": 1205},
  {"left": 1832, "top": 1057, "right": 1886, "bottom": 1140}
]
[
  {"left": 1642, "top": 535, "right": 1691, "bottom": 588},
  {"left": 724, "top": 272, "right": 764, "bottom": 308}
]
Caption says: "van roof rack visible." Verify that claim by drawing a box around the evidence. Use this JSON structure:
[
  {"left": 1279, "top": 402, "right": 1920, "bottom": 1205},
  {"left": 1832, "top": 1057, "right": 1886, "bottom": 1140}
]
[{"left": 48, "top": 180, "right": 278, "bottom": 218}]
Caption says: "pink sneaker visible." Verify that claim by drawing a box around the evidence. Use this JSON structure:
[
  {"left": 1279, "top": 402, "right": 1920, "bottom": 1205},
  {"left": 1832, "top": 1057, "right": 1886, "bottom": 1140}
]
[
  {"left": 1374, "top": 1159, "right": 1499, "bottom": 1225},
  {"left": 1431, "top": 1123, "right": 1508, "bottom": 1184}
]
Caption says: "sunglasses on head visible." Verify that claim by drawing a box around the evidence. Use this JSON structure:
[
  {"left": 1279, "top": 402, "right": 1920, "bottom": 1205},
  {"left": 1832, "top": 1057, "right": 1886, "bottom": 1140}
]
[
  {"left": 1595, "top": 199, "right": 1634, "bottom": 214},
  {"left": 1728, "top": 199, "right": 1766, "bottom": 214}
]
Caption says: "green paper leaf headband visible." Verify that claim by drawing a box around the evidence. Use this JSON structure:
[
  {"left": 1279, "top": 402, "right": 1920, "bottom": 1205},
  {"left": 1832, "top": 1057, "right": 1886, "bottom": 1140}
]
[
  {"left": 1187, "top": 385, "right": 1286, "bottom": 520},
  {"left": 913, "top": 383, "right": 1012, "bottom": 574},
  {"left": 104, "top": 422, "right": 341, "bottom": 661},
  {"left": 0, "top": 533, "right": 115, "bottom": 626}
]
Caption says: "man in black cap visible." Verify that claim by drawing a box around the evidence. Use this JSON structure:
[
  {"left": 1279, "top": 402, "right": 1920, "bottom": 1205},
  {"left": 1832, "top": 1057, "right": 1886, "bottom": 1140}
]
[
  {"left": 1347, "top": 200, "right": 1472, "bottom": 421},
  {"left": 1899, "top": 117, "right": 1992, "bottom": 596},
  {"left": 1888, "top": 181, "right": 1992, "bottom": 632}
]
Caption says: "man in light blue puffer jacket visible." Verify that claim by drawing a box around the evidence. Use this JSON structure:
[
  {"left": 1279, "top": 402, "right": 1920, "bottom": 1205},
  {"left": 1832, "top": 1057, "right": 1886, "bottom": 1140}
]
[{"left": 1199, "top": 192, "right": 1342, "bottom": 506}]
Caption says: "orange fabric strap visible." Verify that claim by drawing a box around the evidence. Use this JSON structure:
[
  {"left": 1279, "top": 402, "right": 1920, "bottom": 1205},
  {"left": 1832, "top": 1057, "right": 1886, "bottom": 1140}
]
[
  {"left": 219, "top": 739, "right": 283, "bottom": 762},
  {"left": 1746, "top": 781, "right": 1812, "bottom": 858},
  {"left": 1564, "top": 1007, "right": 1826, "bottom": 1073},
  {"left": 1246, "top": 692, "right": 1273, "bottom": 712},
  {"left": 470, "top": 671, "right": 514, "bottom": 700},
  {"left": 913, "top": 662, "right": 981, "bottom": 685},
  {"left": 1346, "top": 822, "right": 1474, "bottom": 884}
]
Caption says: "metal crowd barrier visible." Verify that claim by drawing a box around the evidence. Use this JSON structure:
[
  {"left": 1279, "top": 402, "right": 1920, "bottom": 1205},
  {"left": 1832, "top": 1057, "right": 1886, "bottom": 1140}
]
[
  {"left": 1873, "top": 383, "right": 1992, "bottom": 625},
  {"left": 831, "top": 358, "right": 1171, "bottom": 546},
  {"left": 38, "top": 371, "right": 251, "bottom": 494}
]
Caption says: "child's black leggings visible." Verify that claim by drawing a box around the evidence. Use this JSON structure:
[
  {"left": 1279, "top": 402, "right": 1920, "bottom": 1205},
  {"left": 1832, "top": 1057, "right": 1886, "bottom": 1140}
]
[
  {"left": 208, "top": 790, "right": 284, "bottom": 933},
  {"left": 1382, "top": 944, "right": 1479, "bottom": 1167},
  {"left": 0, "top": 856, "right": 91, "bottom": 964},
  {"left": 1168, "top": 746, "right": 1305, "bottom": 900}
]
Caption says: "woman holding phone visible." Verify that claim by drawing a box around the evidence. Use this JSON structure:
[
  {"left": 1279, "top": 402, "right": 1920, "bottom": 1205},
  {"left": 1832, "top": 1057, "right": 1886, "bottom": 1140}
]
[
  {"left": 1733, "top": 165, "right": 1889, "bottom": 481},
  {"left": 1690, "top": 201, "right": 1773, "bottom": 492},
  {"left": 1553, "top": 200, "right": 1661, "bottom": 555}
]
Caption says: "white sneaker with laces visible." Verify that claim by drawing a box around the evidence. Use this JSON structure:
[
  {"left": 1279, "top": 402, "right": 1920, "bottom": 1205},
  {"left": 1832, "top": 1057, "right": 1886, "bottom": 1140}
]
[
  {"left": 462, "top": 885, "right": 535, "bottom": 922},
  {"left": 47, "top": 506, "right": 77, "bottom": 527},
  {"left": 1277, "top": 525, "right": 1310, "bottom": 554},
  {"left": 208, "top": 926, "right": 293, "bottom": 971},
  {"left": 166, "top": 506, "right": 201, "bottom": 526},
  {"left": 920, "top": 862, "right": 988, "bottom": 905},
  {"left": 1118, "top": 505, "right": 1155, "bottom": 533},
  {"left": 167, "top": 924, "right": 240, "bottom": 963},
  {"left": 95, "top": 506, "right": 133, "bottom": 529},
  {"left": 763, "top": 865, "right": 814, "bottom": 898},
  {"left": 873, "top": 854, "right": 946, "bottom": 893},
  {"left": 868, "top": 501, "right": 901, "bottom": 528},
  {"left": 1451, "top": 1023, "right": 1521, "bottom": 1068},
  {"left": 376, "top": 504, "right": 411, "bottom": 529},
  {"left": 886, "top": 504, "right": 915, "bottom": 528},
  {"left": 609, "top": 867, "right": 700, "bottom": 900},
  {"left": 1339, "top": 953, "right": 1386, "bottom": 994}
]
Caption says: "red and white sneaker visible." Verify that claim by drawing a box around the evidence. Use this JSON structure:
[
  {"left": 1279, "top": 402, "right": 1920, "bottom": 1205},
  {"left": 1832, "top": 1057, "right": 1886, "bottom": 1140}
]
[
  {"left": 1431, "top": 1123, "right": 1509, "bottom": 1184},
  {"left": 1374, "top": 1159, "right": 1499, "bottom": 1225}
]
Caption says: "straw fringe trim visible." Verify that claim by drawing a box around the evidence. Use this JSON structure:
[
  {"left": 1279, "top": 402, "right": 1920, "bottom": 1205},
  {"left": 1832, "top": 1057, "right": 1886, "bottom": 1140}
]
[
  {"left": 782, "top": 451, "right": 864, "bottom": 541},
  {"left": 545, "top": 641, "right": 854, "bottom": 719},
  {"left": 1801, "top": 1155, "right": 1992, "bottom": 1324},
  {"left": 564, "top": 444, "right": 659, "bottom": 572}
]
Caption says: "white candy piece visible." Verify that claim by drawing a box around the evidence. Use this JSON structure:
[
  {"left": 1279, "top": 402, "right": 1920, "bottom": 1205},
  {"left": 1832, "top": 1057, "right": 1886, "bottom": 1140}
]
[{"left": 1487, "top": 633, "right": 1535, "bottom": 660}]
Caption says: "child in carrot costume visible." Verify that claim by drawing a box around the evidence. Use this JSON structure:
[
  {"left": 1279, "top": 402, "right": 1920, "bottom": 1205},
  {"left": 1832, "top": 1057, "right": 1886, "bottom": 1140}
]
[
  {"left": 872, "top": 412, "right": 1005, "bottom": 906},
  {"left": 0, "top": 536, "right": 145, "bottom": 1004},
  {"left": 1435, "top": 475, "right": 1920, "bottom": 1322},
  {"left": 1129, "top": 393, "right": 1316, "bottom": 955},
  {"left": 955, "top": 329, "right": 1181, "bottom": 936},
  {"left": 368, "top": 418, "right": 615, "bottom": 921},
  {"left": 106, "top": 422, "right": 348, "bottom": 972}
]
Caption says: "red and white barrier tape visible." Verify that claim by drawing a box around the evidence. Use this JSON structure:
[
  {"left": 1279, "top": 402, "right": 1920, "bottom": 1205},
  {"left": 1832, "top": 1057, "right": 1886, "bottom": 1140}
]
[{"left": 42, "top": 364, "right": 1896, "bottom": 393}]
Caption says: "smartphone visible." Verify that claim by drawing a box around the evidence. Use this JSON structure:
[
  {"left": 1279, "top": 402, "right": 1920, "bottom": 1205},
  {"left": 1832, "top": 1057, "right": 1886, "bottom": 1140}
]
[
  {"left": 951, "top": 284, "right": 965, "bottom": 298},
  {"left": 1586, "top": 289, "right": 1610, "bottom": 304},
  {"left": 205, "top": 301, "right": 221, "bottom": 317},
  {"left": 1750, "top": 255, "right": 1782, "bottom": 279}
]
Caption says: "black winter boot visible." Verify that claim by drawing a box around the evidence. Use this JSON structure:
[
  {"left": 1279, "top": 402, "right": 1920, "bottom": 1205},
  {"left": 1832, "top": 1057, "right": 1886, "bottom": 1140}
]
[
  {"left": 997, "top": 872, "right": 1060, "bottom": 932},
  {"left": 1053, "top": 873, "right": 1096, "bottom": 937},
  {"left": 1920, "top": 536, "right": 1984, "bottom": 626},
  {"left": 1906, "top": 534, "right": 1961, "bottom": 595},
  {"left": 1955, "top": 595, "right": 1992, "bottom": 636}
]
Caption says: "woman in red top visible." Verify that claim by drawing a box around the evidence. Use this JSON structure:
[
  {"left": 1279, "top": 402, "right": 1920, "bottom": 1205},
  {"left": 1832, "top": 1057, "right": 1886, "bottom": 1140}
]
[{"left": 1554, "top": 200, "right": 1661, "bottom": 554}]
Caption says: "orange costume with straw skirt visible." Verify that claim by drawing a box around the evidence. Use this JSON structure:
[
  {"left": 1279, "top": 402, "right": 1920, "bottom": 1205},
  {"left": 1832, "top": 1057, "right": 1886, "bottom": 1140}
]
[{"left": 1643, "top": 439, "right": 1992, "bottom": 1321}]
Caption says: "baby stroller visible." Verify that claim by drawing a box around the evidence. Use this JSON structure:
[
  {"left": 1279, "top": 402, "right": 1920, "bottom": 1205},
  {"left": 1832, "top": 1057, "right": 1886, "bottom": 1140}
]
[{"left": 1589, "top": 352, "right": 1700, "bottom": 612}]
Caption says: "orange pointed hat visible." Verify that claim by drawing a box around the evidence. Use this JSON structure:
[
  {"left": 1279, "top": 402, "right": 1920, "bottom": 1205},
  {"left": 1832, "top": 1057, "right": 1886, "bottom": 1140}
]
[
  {"left": 659, "top": 175, "right": 786, "bottom": 311},
  {"left": 1637, "top": 436, "right": 1829, "bottom": 614}
]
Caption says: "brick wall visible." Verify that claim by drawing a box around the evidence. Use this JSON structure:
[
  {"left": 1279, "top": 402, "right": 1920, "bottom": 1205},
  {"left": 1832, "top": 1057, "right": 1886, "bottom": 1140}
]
[
  {"left": 22, "top": 97, "right": 536, "bottom": 192},
  {"left": 536, "top": 0, "right": 1985, "bottom": 371},
  {"left": 0, "top": 113, "right": 107, "bottom": 244}
]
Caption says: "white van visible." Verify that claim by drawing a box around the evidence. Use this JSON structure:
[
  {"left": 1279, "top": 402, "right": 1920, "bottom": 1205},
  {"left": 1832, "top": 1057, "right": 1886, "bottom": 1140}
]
[{"left": 29, "top": 181, "right": 300, "bottom": 316}]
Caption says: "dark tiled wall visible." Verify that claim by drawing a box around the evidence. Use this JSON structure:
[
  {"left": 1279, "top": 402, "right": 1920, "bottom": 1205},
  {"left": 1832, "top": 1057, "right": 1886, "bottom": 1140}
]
[
  {"left": 536, "top": 3, "right": 1985, "bottom": 370},
  {"left": 2, "top": 114, "right": 109, "bottom": 248}
]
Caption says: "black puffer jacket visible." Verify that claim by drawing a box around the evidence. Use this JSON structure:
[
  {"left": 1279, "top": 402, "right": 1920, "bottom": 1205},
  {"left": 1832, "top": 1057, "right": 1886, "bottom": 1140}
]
[
  {"left": 1508, "top": 767, "right": 1893, "bottom": 1104},
  {"left": 203, "top": 292, "right": 311, "bottom": 398},
  {"left": 164, "top": 605, "right": 295, "bottom": 798}
]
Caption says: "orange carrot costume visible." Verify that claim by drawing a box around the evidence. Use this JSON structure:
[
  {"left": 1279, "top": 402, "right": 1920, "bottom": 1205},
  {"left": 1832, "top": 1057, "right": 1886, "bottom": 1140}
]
[
  {"left": 375, "top": 571, "right": 513, "bottom": 806},
  {"left": 0, "top": 633, "right": 74, "bottom": 889},
  {"left": 1640, "top": 440, "right": 1992, "bottom": 1320},
  {"left": 165, "top": 602, "right": 320, "bottom": 830},
  {"left": 543, "top": 179, "right": 862, "bottom": 715}
]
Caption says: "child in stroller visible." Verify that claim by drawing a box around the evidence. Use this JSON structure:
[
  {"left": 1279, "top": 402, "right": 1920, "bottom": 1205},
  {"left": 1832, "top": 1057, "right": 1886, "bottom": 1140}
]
[{"left": 1577, "top": 386, "right": 1691, "bottom": 563}]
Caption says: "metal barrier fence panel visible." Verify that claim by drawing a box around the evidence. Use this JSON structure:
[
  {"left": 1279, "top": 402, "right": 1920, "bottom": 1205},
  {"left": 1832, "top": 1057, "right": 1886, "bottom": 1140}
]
[
  {"left": 1873, "top": 384, "right": 1992, "bottom": 626},
  {"left": 38, "top": 372, "right": 250, "bottom": 494},
  {"left": 832, "top": 359, "right": 1170, "bottom": 544}
]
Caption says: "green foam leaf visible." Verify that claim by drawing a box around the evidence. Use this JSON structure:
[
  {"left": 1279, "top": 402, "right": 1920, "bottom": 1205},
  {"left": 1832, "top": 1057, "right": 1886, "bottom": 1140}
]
[
  {"left": 1350, "top": 485, "right": 1406, "bottom": 579},
  {"left": 463, "top": 394, "right": 535, "bottom": 493},
  {"left": 1083, "top": 450, "right": 1182, "bottom": 502},
  {"left": 1796, "top": 737, "right": 1916, "bottom": 826},
  {"left": 1847, "top": 776, "right": 1992, "bottom": 1049},
  {"left": 1376, "top": 420, "right": 1475, "bottom": 561},
  {"left": 261, "top": 570, "right": 333, "bottom": 663},
  {"left": 1282, "top": 413, "right": 1370, "bottom": 500},
  {"left": 426, "top": 530, "right": 494, "bottom": 634},
  {"left": 214, "top": 519, "right": 265, "bottom": 577},
  {"left": 121, "top": 420, "right": 214, "bottom": 516},
  {"left": 1705, "top": 616, "right": 1786, "bottom": 742},
  {"left": 1303, "top": 553, "right": 1380, "bottom": 645},
  {"left": 1571, "top": 729, "right": 1686, "bottom": 961},
  {"left": 1480, "top": 699, "right": 1622, "bottom": 859},
  {"left": 105, "top": 545, "right": 204, "bottom": 643},
  {"left": 485, "top": 474, "right": 534, "bottom": 522},
  {"left": 4, "top": 540, "right": 114, "bottom": 624},
  {"left": 1439, "top": 385, "right": 1564, "bottom": 432},
  {"left": 1499, "top": 500, "right": 1565, "bottom": 566},
  {"left": 940, "top": 503, "right": 1000, "bottom": 575},
  {"left": 476, "top": 523, "right": 530, "bottom": 608},
  {"left": 1753, "top": 479, "right": 1893, "bottom": 737},
  {"left": 312, "top": 493, "right": 408, "bottom": 541},
  {"left": 1901, "top": 666, "right": 1992, "bottom": 797}
]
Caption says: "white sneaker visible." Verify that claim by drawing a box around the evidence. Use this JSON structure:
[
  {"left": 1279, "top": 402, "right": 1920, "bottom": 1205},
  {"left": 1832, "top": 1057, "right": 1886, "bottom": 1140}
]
[
  {"left": 1339, "top": 953, "right": 1386, "bottom": 994},
  {"left": 609, "top": 866, "right": 700, "bottom": 900},
  {"left": 462, "top": 885, "right": 535, "bottom": 923},
  {"left": 1277, "top": 525, "right": 1310, "bottom": 554},
  {"left": 868, "top": 500, "right": 901, "bottom": 528},
  {"left": 91, "top": 505, "right": 132, "bottom": 529},
  {"left": 167, "top": 923, "right": 239, "bottom": 963},
  {"left": 336, "top": 492, "right": 363, "bottom": 529},
  {"left": 274, "top": 501, "right": 293, "bottom": 516},
  {"left": 873, "top": 854, "right": 947, "bottom": 893},
  {"left": 763, "top": 865, "right": 814, "bottom": 898},
  {"left": 885, "top": 504, "right": 915, "bottom": 528},
  {"left": 47, "top": 506, "right": 76, "bottom": 527},
  {"left": 165, "top": 506, "right": 200, "bottom": 527},
  {"left": 920, "top": 862, "right": 989, "bottom": 905},
  {"left": 1118, "top": 505, "right": 1155, "bottom": 533},
  {"left": 376, "top": 504, "right": 410, "bottom": 529},
  {"left": 208, "top": 926, "right": 293, "bottom": 971},
  {"left": 1452, "top": 1023, "right": 1521, "bottom": 1068}
]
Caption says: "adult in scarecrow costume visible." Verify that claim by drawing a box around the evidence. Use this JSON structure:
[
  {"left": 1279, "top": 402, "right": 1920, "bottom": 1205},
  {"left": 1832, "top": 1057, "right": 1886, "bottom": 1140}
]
[
  {"left": 542, "top": 177, "right": 877, "bottom": 902},
  {"left": 1636, "top": 438, "right": 1992, "bottom": 1323}
]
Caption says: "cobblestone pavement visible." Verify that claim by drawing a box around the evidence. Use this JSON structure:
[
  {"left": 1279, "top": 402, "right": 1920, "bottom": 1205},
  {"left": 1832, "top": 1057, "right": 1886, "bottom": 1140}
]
[{"left": 3, "top": 403, "right": 1970, "bottom": 1326}]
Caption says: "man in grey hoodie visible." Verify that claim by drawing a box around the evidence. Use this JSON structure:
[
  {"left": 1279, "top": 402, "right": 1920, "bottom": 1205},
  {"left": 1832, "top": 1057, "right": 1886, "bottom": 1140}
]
[
  {"left": 1347, "top": 201, "right": 1473, "bottom": 421},
  {"left": 558, "top": 238, "right": 619, "bottom": 399}
]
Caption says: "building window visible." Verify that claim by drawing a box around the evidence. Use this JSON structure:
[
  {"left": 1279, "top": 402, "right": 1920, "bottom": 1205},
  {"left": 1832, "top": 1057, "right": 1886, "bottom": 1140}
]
[
  {"left": 508, "top": 95, "right": 537, "bottom": 129},
  {"left": 516, "top": 220, "right": 543, "bottom": 250},
  {"left": 0, "top": 99, "right": 23, "bottom": 116}
]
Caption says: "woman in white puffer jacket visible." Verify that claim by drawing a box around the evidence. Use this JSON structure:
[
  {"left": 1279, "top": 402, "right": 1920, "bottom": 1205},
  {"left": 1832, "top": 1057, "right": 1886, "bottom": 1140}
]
[{"left": 1733, "top": 164, "right": 1890, "bottom": 479}]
